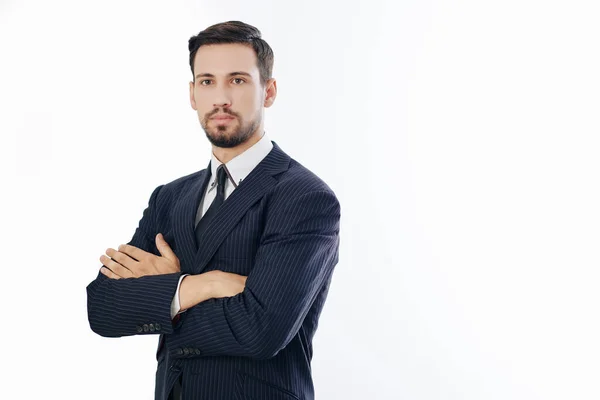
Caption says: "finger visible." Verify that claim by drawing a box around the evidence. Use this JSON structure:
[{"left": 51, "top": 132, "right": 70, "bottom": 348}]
[
  {"left": 155, "top": 233, "right": 178, "bottom": 262},
  {"left": 99, "top": 254, "right": 134, "bottom": 278},
  {"left": 100, "top": 266, "right": 121, "bottom": 280},
  {"left": 106, "top": 247, "right": 138, "bottom": 272},
  {"left": 117, "top": 244, "right": 147, "bottom": 262}
]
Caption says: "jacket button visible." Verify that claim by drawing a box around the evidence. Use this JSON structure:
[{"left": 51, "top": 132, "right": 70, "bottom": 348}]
[
  {"left": 176, "top": 348, "right": 183, "bottom": 355},
  {"left": 183, "top": 348, "right": 189, "bottom": 355},
  {"left": 136, "top": 325, "right": 143, "bottom": 333},
  {"left": 170, "top": 365, "right": 181, "bottom": 373},
  {"left": 155, "top": 323, "right": 162, "bottom": 331},
  {"left": 143, "top": 324, "right": 149, "bottom": 332},
  {"left": 194, "top": 348, "right": 201, "bottom": 355},
  {"left": 149, "top": 323, "right": 155, "bottom": 332}
]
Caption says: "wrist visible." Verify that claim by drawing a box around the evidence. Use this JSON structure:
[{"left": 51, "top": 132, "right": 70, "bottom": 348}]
[{"left": 179, "top": 274, "right": 214, "bottom": 310}]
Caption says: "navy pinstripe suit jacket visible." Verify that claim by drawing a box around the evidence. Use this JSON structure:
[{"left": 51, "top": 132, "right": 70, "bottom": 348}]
[{"left": 86, "top": 141, "right": 341, "bottom": 400}]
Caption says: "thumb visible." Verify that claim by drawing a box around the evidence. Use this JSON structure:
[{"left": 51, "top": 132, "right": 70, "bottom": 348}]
[{"left": 155, "top": 233, "right": 176, "bottom": 260}]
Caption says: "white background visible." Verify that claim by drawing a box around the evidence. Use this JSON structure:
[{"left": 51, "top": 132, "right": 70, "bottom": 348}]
[{"left": 1, "top": 0, "right": 599, "bottom": 399}]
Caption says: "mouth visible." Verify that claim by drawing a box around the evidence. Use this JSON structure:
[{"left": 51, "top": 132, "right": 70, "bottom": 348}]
[
  {"left": 210, "top": 114, "right": 236, "bottom": 120},
  {"left": 211, "top": 117, "right": 235, "bottom": 125},
  {"left": 207, "top": 111, "right": 237, "bottom": 128}
]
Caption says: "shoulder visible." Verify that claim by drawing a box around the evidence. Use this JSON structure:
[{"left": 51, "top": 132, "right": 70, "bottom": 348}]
[
  {"left": 276, "top": 158, "right": 337, "bottom": 197},
  {"left": 269, "top": 157, "right": 340, "bottom": 215},
  {"left": 164, "top": 169, "right": 204, "bottom": 190},
  {"left": 264, "top": 157, "right": 341, "bottom": 235},
  {"left": 148, "top": 168, "right": 206, "bottom": 206}
]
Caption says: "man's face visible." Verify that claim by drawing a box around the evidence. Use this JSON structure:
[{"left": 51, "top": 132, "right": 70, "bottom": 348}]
[{"left": 189, "top": 43, "right": 269, "bottom": 148}]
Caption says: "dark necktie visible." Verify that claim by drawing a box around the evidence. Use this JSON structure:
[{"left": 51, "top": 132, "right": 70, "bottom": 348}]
[{"left": 195, "top": 164, "right": 227, "bottom": 247}]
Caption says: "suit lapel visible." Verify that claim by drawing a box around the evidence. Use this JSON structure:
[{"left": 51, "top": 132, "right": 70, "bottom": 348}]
[
  {"left": 190, "top": 141, "right": 290, "bottom": 274},
  {"left": 173, "top": 162, "right": 211, "bottom": 272}
]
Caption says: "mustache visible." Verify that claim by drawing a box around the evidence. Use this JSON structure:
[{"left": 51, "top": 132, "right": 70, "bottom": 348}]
[{"left": 208, "top": 109, "right": 237, "bottom": 118}]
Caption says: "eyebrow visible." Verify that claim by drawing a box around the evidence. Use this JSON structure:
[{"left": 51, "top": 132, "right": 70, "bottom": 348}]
[{"left": 195, "top": 71, "right": 253, "bottom": 80}]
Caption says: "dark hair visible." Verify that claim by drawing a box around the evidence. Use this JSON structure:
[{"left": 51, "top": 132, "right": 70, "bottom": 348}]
[{"left": 188, "top": 21, "right": 274, "bottom": 87}]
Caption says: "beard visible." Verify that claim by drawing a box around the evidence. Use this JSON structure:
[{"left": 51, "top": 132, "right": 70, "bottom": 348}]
[{"left": 201, "top": 109, "right": 261, "bottom": 148}]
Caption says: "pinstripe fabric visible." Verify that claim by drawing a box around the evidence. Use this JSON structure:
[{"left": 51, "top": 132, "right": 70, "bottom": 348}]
[{"left": 86, "top": 141, "right": 341, "bottom": 400}]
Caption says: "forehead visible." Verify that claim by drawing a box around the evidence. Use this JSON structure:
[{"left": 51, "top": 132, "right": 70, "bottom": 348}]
[{"left": 194, "top": 43, "right": 259, "bottom": 77}]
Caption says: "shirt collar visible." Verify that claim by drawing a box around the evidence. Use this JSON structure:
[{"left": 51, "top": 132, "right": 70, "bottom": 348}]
[{"left": 209, "top": 131, "right": 273, "bottom": 187}]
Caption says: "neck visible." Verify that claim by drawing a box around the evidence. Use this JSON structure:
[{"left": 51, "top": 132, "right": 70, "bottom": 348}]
[{"left": 212, "top": 128, "right": 264, "bottom": 164}]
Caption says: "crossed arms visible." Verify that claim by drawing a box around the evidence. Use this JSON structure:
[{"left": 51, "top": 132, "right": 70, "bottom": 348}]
[
  {"left": 86, "top": 186, "right": 340, "bottom": 359},
  {"left": 97, "top": 233, "right": 248, "bottom": 311}
]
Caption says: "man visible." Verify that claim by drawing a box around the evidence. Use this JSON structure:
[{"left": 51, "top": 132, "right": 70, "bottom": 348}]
[{"left": 86, "top": 20, "right": 341, "bottom": 400}]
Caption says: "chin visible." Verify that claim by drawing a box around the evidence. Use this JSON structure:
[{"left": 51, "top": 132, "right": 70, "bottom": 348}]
[{"left": 205, "top": 130, "right": 252, "bottom": 148}]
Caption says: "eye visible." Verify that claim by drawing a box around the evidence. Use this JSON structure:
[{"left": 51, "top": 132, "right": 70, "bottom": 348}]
[
  {"left": 200, "top": 80, "right": 211, "bottom": 86},
  {"left": 232, "top": 78, "right": 245, "bottom": 84}
]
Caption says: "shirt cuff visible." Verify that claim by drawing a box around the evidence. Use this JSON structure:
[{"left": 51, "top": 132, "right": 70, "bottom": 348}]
[{"left": 170, "top": 274, "right": 190, "bottom": 319}]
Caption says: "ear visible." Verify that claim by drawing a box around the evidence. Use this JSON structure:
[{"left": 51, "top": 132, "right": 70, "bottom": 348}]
[
  {"left": 189, "top": 81, "right": 197, "bottom": 110},
  {"left": 264, "top": 78, "right": 277, "bottom": 108}
]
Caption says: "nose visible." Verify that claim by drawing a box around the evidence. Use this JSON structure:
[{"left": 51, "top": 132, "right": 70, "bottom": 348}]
[
  {"left": 213, "top": 88, "right": 232, "bottom": 109},
  {"left": 214, "top": 100, "right": 231, "bottom": 109}
]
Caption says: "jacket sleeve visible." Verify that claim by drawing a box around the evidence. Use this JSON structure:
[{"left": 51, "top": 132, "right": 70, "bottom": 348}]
[
  {"left": 86, "top": 184, "right": 183, "bottom": 338},
  {"left": 168, "top": 189, "right": 341, "bottom": 359}
]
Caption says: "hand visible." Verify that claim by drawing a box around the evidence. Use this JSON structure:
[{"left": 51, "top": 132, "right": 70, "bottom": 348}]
[
  {"left": 208, "top": 270, "right": 248, "bottom": 299},
  {"left": 179, "top": 271, "right": 248, "bottom": 311},
  {"left": 99, "top": 233, "right": 180, "bottom": 279}
]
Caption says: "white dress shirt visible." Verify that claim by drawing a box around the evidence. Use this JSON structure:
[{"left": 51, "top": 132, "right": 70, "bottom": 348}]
[{"left": 169, "top": 131, "right": 274, "bottom": 318}]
